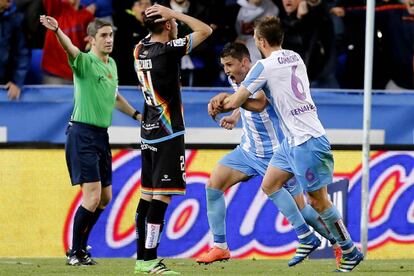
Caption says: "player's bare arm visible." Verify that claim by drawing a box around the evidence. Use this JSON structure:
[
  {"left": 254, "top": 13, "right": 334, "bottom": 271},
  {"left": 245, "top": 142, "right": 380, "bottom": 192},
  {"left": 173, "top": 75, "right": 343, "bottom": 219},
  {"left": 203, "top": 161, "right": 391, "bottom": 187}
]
[
  {"left": 208, "top": 92, "right": 230, "bottom": 115},
  {"left": 208, "top": 92, "right": 232, "bottom": 120},
  {"left": 116, "top": 93, "right": 142, "bottom": 122},
  {"left": 219, "top": 86, "right": 251, "bottom": 113},
  {"left": 209, "top": 90, "right": 266, "bottom": 119},
  {"left": 39, "top": 15, "right": 80, "bottom": 59},
  {"left": 145, "top": 4, "right": 212, "bottom": 48},
  {"left": 241, "top": 90, "right": 267, "bottom": 112}
]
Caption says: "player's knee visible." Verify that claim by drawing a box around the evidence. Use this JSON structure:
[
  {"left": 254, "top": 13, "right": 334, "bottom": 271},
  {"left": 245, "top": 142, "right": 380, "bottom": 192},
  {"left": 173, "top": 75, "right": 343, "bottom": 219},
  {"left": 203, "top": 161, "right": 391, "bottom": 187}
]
[
  {"left": 309, "top": 201, "right": 324, "bottom": 213},
  {"left": 261, "top": 183, "right": 277, "bottom": 195},
  {"left": 153, "top": 194, "right": 171, "bottom": 204},
  {"left": 206, "top": 179, "right": 230, "bottom": 192},
  {"left": 206, "top": 179, "right": 219, "bottom": 189},
  {"left": 307, "top": 189, "right": 332, "bottom": 212},
  {"left": 261, "top": 180, "right": 283, "bottom": 195},
  {"left": 206, "top": 178, "right": 224, "bottom": 190},
  {"left": 83, "top": 194, "right": 101, "bottom": 210},
  {"left": 309, "top": 198, "right": 331, "bottom": 213}
]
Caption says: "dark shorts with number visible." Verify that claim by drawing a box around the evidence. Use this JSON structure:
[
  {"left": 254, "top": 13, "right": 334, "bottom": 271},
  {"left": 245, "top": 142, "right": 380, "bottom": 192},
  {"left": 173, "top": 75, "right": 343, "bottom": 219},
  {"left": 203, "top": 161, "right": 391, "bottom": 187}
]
[
  {"left": 65, "top": 122, "right": 112, "bottom": 187},
  {"left": 141, "top": 135, "right": 186, "bottom": 195}
]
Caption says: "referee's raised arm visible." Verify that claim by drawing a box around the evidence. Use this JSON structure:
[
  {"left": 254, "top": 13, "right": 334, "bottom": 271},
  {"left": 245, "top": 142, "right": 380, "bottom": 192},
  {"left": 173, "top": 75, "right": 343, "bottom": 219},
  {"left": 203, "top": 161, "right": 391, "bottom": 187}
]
[
  {"left": 144, "top": 4, "right": 212, "bottom": 49},
  {"left": 40, "top": 15, "right": 80, "bottom": 59}
]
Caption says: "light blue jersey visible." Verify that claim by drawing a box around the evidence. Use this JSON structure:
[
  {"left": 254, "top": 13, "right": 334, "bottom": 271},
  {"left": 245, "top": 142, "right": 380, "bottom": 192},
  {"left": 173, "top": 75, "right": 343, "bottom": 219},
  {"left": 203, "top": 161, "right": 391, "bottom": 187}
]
[
  {"left": 230, "top": 78, "right": 282, "bottom": 158},
  {"left": 219, "top": 77, "right": 303, "bottom": 197},
  {"left": 241, "top": 50, "right": 325, "bottom": 146},
  {"left": 241, "top": 50, "right": 334, "bottom": 191}
]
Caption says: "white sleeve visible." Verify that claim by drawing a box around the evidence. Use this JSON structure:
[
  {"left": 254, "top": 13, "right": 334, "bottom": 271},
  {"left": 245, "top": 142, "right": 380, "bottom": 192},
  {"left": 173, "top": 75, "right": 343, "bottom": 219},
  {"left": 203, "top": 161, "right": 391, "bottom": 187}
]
[{"left": 241, "top": 61, "right": 266, "bottom": 95}]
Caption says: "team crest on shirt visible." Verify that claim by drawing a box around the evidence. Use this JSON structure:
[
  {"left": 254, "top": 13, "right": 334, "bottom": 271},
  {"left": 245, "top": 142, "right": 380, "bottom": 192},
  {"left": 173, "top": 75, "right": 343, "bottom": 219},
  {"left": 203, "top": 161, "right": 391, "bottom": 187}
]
[
  {"left": 171, "top": 38, "right": 186, "bottom": 47},
  {"left": 107, "top": 73, "right": 113, "bottom": 79}
]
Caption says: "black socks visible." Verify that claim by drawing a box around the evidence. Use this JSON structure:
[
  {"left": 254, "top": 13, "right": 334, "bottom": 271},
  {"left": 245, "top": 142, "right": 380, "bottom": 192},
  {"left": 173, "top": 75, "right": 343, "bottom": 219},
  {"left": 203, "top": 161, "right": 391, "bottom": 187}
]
[
  {"left": 135, "top": 199, "right": 150, "bottom": 260},
  {"left": 144, "top": 200, "right": 168, "bottom": 261},
  {"left": 72, "top": 205, "right": 94, "bottom": 254},
  {"left": 81, "top": 207, "right": 104, "bottom": 250}
]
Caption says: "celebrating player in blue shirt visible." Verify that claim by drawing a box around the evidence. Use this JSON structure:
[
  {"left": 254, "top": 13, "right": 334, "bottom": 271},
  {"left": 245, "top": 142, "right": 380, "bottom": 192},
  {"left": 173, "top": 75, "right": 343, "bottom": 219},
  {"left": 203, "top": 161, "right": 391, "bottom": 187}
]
[
  {"left": 209, "top": 17, "right": 364, "bottom": 272},
  {"left": 199, "top": 42, "right": 341, "bottom": 267}
]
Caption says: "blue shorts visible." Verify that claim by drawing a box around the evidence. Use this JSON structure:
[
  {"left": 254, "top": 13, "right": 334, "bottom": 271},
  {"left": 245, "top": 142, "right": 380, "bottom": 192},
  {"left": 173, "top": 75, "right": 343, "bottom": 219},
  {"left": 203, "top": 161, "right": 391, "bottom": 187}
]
[
  {"left": 65, "top": 122, "right": 112, "bottom": 186},
  {"left": 270, "top": 135, "right": 334, "bottom": 192},
  {"left": 219, "top": 146, "right": 302, "bottom": 196},
  {"left": 219, "top": 146, "right": 269, "bottom": 177}
]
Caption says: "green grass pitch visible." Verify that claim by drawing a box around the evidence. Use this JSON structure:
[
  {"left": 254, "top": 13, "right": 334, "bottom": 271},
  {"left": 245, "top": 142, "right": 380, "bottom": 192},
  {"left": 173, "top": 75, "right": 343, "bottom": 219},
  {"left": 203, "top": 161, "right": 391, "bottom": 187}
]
[{"left": 0, "top": 258, "right": 412, "bottom": 275}]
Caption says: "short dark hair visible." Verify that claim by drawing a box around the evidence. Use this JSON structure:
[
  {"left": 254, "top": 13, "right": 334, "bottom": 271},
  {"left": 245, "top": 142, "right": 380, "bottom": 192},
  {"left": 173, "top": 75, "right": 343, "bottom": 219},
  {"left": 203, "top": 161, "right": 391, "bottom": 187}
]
[
  {"left": 254, "top": 16, "right": 284, "bottom": 47},
  {"left": 220, "top": 42, "right": 251, "bottom": 62},
  {"left": 87, "top": 19, "right": 113, "bottom": 37},
  {"left": 143, "top": 12, "right": 166, "bottom": 34}
]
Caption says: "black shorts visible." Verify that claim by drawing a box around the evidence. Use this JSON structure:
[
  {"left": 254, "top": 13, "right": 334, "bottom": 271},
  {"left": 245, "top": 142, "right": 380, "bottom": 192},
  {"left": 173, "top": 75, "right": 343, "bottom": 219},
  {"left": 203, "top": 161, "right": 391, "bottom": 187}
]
[
  {"left": 141, "top": 135, "right": 186, "bottom": 195},
  {"left": 65, "top": 122, "right": 112, "bottom": 187}
]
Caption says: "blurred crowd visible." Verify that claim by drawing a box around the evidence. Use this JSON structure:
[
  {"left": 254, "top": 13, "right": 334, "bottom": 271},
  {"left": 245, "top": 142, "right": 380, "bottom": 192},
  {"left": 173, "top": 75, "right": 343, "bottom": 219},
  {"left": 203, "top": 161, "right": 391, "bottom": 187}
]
[{"left": 1, "top": 0, "right": 413, "bottom": 100}]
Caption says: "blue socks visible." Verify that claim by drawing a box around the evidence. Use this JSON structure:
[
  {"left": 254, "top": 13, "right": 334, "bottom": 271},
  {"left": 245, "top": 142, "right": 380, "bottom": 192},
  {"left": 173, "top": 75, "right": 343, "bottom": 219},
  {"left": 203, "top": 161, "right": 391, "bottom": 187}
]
[
  {"left": 268, "top": 188, "right": 313, "bottom": 243},
  {"left": 320, "top": 206, "right": 355, "bottom": 255},
  {"left": 206, "top": 187, "right": 226, "bottom": 243},
  {"left": 301, "top": 204, "right": 336, "bottom": 245}
]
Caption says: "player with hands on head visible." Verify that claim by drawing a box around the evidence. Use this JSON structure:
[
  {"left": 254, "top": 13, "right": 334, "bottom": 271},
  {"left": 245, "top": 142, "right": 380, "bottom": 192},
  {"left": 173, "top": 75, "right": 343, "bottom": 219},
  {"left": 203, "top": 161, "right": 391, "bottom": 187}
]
[
  {"left": 40, "top": 14, "right": 141, "bottom": 266},
  {"left": 132, "top": 3, "right": 212, "bottom": 274}
]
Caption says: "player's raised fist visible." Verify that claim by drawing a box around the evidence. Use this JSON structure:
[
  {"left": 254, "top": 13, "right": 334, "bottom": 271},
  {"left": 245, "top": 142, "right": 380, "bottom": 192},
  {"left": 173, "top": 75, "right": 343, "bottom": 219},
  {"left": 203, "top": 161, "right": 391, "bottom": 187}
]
[{"left": 220, "top": 116, "right": 237, "bottom": 130}]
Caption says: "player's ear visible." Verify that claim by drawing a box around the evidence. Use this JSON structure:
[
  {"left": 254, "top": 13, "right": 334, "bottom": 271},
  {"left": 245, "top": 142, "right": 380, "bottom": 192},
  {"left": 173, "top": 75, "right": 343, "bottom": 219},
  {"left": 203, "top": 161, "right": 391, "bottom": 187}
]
[
  {"left": 86, "top": 35, "right": 94, "bottom": 48},
  {"left": 261, "top": 37, "right": 268, "bottom": 49},
  {"left": 242, "top": 56, "right": 249, "bottom": 67},
  {"left": 165, "top": 20, "right": 171, "bottom": 31}
]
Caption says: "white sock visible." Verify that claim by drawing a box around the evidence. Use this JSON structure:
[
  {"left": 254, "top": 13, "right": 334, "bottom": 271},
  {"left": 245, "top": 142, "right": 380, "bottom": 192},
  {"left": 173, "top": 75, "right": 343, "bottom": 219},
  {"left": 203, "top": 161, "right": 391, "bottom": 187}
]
[{"left": 214, "top": 242, "right": 228, "bottom": 250}]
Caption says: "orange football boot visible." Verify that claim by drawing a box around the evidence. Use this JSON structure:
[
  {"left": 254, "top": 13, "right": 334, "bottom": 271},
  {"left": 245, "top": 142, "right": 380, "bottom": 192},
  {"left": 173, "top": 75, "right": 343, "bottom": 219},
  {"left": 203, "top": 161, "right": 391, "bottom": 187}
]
[{"left": 196, "top": 246, "right": 231, "bottom": 264}]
